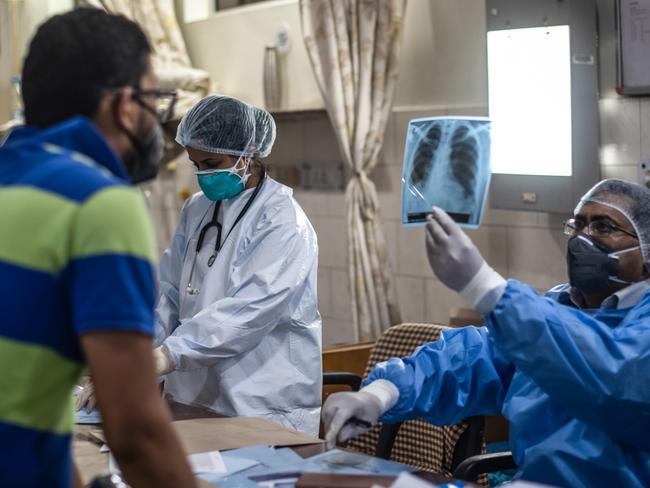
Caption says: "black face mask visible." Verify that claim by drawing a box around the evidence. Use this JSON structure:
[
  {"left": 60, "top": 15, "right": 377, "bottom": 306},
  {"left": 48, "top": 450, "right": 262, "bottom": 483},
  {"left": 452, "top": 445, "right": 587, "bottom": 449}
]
[
  {"left": 113, "top": 98, "right": 165, "bottom": 184},
  {"left": 122, "top": 121, "right": 165, "bottom": 184},
  {"left": 566, "top": 234, "right": 628, "bottom": 295}
]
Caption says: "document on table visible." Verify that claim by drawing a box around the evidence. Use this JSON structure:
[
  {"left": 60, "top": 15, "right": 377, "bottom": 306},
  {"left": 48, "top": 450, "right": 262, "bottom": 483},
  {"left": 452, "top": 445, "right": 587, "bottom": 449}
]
[
  {"left": 189, "top": 451, "right": 227, "bottom": 474},
  {"left": 212, "top": 447, "right": 415, "bottom": 488},
  {"left": 202, "top": 445, "right": 303, "bottom": 487},
  {"left": 109, "top": 450, "right": 229, "bottom": 476},
  {"left": 292, "top": 449, "right": 414, "bottom": 477},
  {"left": 75, "top": 408, "right": 102, "bottom": 424}
]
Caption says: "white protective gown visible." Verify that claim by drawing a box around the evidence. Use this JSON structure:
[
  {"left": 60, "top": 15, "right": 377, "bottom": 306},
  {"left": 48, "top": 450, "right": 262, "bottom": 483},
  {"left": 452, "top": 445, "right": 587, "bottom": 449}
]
[{"left": 155, "top": 177, "right": 322, "bottom": 435}]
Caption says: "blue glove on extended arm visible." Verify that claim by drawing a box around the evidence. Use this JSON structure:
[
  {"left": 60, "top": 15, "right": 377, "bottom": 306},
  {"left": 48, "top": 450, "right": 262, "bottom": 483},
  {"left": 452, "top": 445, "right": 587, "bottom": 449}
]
[{"left": 425, "top": 207, "right": 507, "bottom": 314}]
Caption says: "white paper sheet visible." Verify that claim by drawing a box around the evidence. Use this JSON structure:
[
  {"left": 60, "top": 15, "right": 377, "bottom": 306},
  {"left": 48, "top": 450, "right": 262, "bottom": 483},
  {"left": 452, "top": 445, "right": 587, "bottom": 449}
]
[
  {"left": 109, "top": 450, "right": 227, "bottom": 476},
  {"left": 189, "top": 450, "right": 227, "bottom": 474}
]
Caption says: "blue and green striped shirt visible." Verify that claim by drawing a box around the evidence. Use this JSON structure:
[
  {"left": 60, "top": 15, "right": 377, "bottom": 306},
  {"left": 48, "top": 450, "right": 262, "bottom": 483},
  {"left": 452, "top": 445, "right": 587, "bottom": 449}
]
[{"left": 0, "top": 117, "right": 156, "bottom": 487}]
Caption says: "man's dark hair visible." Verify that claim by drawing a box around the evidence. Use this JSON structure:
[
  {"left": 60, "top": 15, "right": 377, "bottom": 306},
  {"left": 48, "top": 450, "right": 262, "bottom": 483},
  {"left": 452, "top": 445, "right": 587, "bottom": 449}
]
[{"left": 22, "top": 8, "right": 152, "bottom": 128}]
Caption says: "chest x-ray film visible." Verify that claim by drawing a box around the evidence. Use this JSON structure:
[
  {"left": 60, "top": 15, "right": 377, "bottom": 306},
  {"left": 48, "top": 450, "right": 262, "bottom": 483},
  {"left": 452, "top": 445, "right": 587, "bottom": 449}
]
[{"left": 401, "top": 116, "right": 491, "bottom": 228}]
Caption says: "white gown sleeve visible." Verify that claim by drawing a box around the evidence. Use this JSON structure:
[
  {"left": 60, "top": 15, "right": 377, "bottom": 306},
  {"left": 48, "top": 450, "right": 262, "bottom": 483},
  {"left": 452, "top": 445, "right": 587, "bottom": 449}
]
[{"left": 154, "top": 201, "right": 190, "bottom": 347}]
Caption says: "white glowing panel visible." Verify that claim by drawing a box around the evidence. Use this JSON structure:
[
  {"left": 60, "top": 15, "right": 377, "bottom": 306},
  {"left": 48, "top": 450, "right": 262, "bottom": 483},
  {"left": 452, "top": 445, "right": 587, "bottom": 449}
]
[{"left": 488, "top": 25, "right": 572, "bottom": 176}]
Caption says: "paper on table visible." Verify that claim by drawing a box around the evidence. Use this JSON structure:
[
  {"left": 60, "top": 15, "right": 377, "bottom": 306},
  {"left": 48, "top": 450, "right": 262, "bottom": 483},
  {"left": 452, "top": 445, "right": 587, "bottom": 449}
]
[
  {"left": 295, "top": 449, "right": 414, "bottom": 477},
  {"left": 388, "top": 472, "right": 440, "bottom": 488},
  {"left": 73, "top": 385, "right": 103, "bottom": 424},
  {"left": 108, "top": 453, "right": 120, "bottom": 475},
  {"left": 501, "top": 482, "right": 556, "bottom": 488},
  {"left": 75, "top": 408, "right": 103, "bottom": 424},
  {"left": 221, "top": 455, "right": 260, "bottom": 476},
  {"left": 202, "top": 445, "right": 302, "bottom": 488},
  {"left": 110, "top": 450, "right": 229, "bottom": 477},
  {"left": 189, "top": 451, "right": 227, "bottom": 474}
]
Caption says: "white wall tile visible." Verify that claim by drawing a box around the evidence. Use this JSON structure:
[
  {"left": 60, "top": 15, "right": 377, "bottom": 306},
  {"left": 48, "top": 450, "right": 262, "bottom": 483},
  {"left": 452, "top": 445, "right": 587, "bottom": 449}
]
[
  {"left": 330, "top": 268, "right": 354, "bottom": 322},
  {"left": 599, "top": 98, "right": 641, "bottom": 166},
  {"left": 310, "top": 216, "right": 347, "bottom": 269},
  {"left": 302, "top": 116, "right": 342, "bottom": 163},
  {"left": 395, "top": 276, "right": 427, "bottom": 323},
  {"left": 294, "top": 191, "right": 346, "bottom": 219},
  {"left": 537, "top": 212, "right": 568, "bottom": 231},
  {"left": 393, "top": 111, "right": 412, "bottom": 160},
  {"left": 507, "top": 227, "right": 567, "bottom": 290},
  {"left": 317, "top": 266, "right": 332, "bottom": 319},
  {"left": 373, "top": 164, "right": 403, "bottom": 221},
  {"left": 266, "top": 120, "right": 305, "bottom": 165},
  {"left": 425, "top": 279, "right": 466, "bottom": 326},
  {"left": 483, "top": 194, "right": 539, "bottom": 227},
  {"left": 324, "top": 191, "right": 347, "bottom": 218},
  {"left": 396, "top": 225, "right": 431, "bottom": 278},
  {"left": 382, "top": 220, "right": 400, "bottom": 272},
  {"left": 464, "top": 225, "right": 509, "bottom": 276},
  {"left": 601, "top": 164, "right": 639, "bottom": 182},
  {"left": 447, "top": 105, "right": 488, "bottom": 117},
  {"left": 293, "top": 191, "right": 323, "bottom": 218},
  {"left": 322, "top": 317, "right": 357, "bottom": 347},
  {"left": 640, "top": 99, "right": 650, "bottom": 162},
  {"left": 382, "top": 113, "right": 401, "bottom": 165}
]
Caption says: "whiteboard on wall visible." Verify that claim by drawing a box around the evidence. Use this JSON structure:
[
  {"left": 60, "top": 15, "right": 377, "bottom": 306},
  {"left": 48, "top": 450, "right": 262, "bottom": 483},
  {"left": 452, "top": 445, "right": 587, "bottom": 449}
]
[{"left": 617, "top": 0, "right": 650, "bottom": 95}]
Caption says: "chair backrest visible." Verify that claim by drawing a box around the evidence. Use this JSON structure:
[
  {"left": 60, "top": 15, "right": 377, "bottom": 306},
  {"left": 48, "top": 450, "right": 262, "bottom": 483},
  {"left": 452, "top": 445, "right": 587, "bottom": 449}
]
[{"left": 346, "top": 323, "right": 477, "bottom": 476}]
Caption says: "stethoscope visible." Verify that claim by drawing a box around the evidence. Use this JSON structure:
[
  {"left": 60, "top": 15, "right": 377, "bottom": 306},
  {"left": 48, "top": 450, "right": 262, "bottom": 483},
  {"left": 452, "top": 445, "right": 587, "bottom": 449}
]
[{"left": 185, "top": 168, "right": 266, "bottom": 296}]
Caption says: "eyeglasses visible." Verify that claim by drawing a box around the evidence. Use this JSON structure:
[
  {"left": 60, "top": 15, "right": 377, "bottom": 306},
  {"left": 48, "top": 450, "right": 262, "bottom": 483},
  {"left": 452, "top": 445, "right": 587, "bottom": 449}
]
[
  {"left": 563, "top": 218, "right": 638, "bottom": 239},
  {"left": 132, "top": 88, "right": 177, "bottom": 124}
]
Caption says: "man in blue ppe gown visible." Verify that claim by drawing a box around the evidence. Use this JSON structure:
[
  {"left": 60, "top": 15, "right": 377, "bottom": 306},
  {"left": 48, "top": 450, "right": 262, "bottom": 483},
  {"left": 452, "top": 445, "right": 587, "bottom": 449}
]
[{"left": 323, "top": 179, "right": 650, "bottom": 487}]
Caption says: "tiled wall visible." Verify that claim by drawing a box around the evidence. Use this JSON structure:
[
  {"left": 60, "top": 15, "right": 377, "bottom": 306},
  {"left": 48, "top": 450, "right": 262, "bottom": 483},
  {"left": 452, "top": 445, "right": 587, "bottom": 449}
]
[{"left": 600, "top": 98, "right": 650, "bottom": 182}]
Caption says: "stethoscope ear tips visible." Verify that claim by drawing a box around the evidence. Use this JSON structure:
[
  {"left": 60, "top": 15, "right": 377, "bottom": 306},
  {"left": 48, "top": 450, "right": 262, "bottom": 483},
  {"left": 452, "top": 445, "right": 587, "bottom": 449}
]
[{"left": 186, "top": 285, "right": 200, "bottom": 295}]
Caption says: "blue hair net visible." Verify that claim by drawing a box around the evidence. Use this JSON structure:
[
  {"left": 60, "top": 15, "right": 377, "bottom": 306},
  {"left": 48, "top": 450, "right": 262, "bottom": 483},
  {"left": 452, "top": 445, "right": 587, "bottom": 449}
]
[
  {"left": 575, "top": 178, "right": 650, "bottom": 261},
  {"left": 175, "top": 95, "right": 276, "bottom": 158}
]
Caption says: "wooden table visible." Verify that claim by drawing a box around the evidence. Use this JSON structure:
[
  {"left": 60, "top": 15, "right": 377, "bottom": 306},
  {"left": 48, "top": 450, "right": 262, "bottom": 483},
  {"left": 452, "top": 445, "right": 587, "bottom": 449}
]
[
  {"left": 75, "top": 401, "right": 471, "bottom": 487},
  {"left": 74, "top": 401, "right": 323, "bottom": 483}
]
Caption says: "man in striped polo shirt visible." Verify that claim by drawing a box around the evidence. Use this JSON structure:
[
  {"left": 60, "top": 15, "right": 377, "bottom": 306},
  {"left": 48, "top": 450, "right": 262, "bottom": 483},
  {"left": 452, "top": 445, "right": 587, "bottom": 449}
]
[{"left": 0, "top": 9, "right": 197, "bottom": 488}]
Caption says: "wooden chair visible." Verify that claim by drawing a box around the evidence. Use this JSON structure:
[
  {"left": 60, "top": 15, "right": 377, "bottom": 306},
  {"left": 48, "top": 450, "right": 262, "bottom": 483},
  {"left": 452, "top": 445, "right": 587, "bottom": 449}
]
[{"left": 324, "top": 323, "right": 487, "bottom": 483}]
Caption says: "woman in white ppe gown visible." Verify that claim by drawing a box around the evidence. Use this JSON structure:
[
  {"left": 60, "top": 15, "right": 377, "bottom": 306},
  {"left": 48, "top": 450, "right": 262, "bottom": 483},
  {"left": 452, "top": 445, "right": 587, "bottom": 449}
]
[{"left": 155, "top": 95, "right": 322, "bottom": 435}]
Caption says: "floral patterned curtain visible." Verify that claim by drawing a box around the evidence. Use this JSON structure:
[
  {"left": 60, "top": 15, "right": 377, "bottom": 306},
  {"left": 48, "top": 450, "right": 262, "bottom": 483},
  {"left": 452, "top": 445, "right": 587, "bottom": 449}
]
[
  {"left": 300, "top": 0, "right": 405, "bottom": 341},
  {"left": 78, "top": 0, "right": 212, "bottom": 118}
]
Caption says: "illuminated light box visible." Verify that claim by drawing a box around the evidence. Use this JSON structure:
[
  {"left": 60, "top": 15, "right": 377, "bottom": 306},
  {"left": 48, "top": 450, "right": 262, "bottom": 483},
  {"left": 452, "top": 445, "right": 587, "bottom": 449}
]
[
  {"left": 488, "top": 25, "right": 572, "bottom": 177},
  {"left": 485, "top": 0, "right": 599, "bottom": 214}
]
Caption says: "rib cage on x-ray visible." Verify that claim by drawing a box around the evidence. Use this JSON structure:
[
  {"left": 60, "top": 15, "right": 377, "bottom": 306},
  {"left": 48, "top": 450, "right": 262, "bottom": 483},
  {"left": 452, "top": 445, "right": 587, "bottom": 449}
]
[{"left": 404, "top": 118, "right": 490, "bottom": 224}]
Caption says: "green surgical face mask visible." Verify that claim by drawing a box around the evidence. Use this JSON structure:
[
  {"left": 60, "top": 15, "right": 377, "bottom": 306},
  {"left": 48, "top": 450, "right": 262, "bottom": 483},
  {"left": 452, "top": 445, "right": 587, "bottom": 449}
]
[{"left": 195, "top": 158, "right": 249, "bottom": 201}]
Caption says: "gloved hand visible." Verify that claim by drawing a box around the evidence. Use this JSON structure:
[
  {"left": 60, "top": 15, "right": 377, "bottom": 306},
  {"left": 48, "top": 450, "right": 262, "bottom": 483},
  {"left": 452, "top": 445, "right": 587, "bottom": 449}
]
[
  {"left": 322, "top": 391, "right": 385, "bottom": 449},
  {"left": 425, "top": 206, "right": 485, "bottom": 292},
  {"left": 75, "top": 348, "right": 173, "bottom": 414},
  {"left": 75, "top": 376, "right": 96, "bottom": 413},
  {"left": 154, "top": 346, "right": 175, "bottom": 375}
]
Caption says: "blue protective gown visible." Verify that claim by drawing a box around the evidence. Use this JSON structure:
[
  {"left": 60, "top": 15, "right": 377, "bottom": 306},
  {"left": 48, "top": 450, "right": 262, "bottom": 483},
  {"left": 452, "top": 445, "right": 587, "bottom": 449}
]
[{"left": 366, "top": 280, "right": 650, "bottom": 487}]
